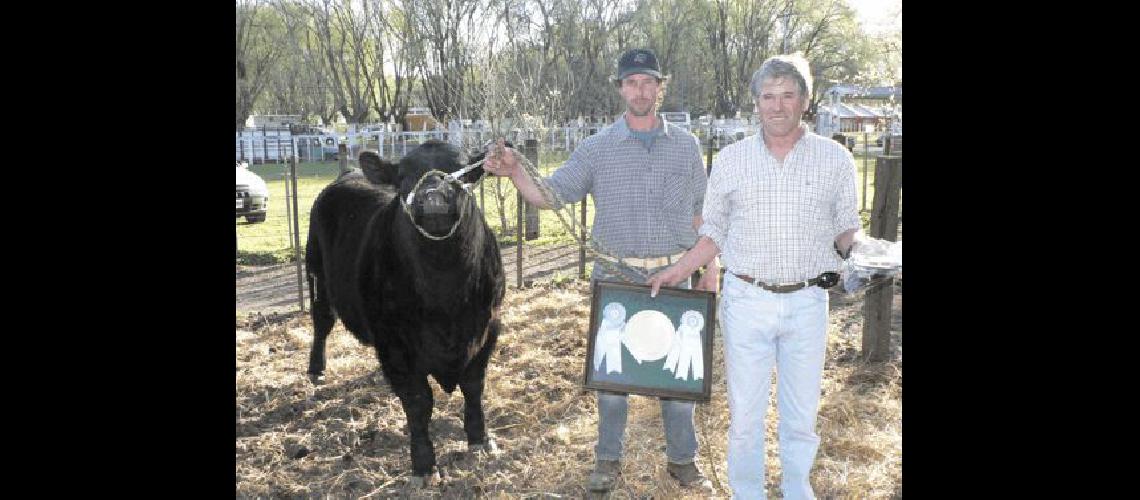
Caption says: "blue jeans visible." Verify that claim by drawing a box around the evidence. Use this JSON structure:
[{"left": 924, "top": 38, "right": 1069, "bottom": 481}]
[
  {"left": 721, "top": 272, "right": 829, "bottom": 500},
  {"left": 591, "top": 264, "right": 699, "bottom": 464}
]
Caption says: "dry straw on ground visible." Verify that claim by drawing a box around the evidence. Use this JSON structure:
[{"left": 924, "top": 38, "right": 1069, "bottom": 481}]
[{"left": 236, "top": 281, "right": 901, "bottom": 498}]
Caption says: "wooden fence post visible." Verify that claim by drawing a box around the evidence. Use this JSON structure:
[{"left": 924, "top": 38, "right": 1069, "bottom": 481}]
[
  {"left": 338, "top": 143, "right": 349, "bottom": 174},
  {"left": 862, "top": 155, "right": 902, "bottom": 362}
]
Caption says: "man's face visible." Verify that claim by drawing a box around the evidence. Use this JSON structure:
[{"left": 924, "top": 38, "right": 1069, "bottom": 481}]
[
  {"left": 619, "top": 73, "right": 661, "bottom": 117},
  {"left": 755, "top": 76, "right": 807, "bottom": 138}
]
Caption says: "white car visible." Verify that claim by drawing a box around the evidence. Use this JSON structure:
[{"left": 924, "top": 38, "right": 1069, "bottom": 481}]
[
  {"left": 236, "top": 161, "right": 269, "bottom": 223},
  {"left": 661, "top": 111, "right": 691, "bottom": 127}
]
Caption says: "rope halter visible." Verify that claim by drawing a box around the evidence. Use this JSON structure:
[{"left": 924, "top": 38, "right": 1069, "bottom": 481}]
[{"left": 400, "top": 158, "right": 485, "bottom": 241}]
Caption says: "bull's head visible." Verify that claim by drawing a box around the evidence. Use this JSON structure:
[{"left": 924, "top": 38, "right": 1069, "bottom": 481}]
[{"left": 396, "top": 140, "right": 491, "bottom": 240}]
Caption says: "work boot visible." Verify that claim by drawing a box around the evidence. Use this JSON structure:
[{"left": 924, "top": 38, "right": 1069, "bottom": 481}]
[
  {"left": 586, "top": 459, "right": 621, "bottom": 492},
  {"left": 667, "top": 461, "right": 714, "bottom": 492}
]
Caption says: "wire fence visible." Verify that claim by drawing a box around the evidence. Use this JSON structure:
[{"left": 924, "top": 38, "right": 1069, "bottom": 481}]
[{"left": 237, "top": 131, "right": 901, "bottom": 314}]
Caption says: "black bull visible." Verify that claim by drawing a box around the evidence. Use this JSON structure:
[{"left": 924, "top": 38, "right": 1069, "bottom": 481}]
[{"left": 305, "top": 140, "right": 505, "bottom": 483}]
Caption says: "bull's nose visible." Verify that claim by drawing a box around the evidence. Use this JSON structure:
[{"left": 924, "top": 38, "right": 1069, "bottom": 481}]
[{"left": 422, "top": 190, "right": 449, "bottom": 214}]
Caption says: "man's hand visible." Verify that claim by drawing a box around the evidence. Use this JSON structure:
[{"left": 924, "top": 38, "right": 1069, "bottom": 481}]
[
  {"left": 648, "top": 265, "right": 691, "bottom": 298},
  {"left": 483, "top": 138, "right": 519, "bottom": 177},
  {"left": 695, "top": 259, "right": 720, "bottom": 293}
]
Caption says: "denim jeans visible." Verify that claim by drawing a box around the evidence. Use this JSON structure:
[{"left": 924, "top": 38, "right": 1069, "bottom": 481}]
[
  {"left": 591, "top": 264, "right": 699, "bottom": 464},
  {"left": 720, "top": 272, "right": 829, "bottom": 500}
]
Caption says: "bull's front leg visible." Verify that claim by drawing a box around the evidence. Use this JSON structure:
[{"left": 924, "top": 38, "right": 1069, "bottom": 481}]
[
  {"left": 395, "top": 375, "right": 437, "bottom": 486},
  {"left": 460, "top": 319, "right": 499, "bottom": 452},
  {"left": 459, "top": 378, "right": 496, "bottom": 453}
]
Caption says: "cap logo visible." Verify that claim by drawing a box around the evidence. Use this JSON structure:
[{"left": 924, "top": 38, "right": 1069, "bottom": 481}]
[{"left": 634, "top": 53, "right": 647, "bottom": 64}]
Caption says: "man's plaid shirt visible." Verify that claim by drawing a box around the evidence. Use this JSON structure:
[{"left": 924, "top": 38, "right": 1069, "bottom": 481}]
[
  {"left": 544, "top": 114, "right": 707, "bottom": 260},
  {"left": 699, "top": 127, "right": 862, "bottom": 283}
]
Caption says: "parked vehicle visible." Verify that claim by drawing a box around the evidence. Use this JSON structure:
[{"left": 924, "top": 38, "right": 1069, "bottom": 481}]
[{"left": 236, "top": 161, "right": 269, "bottom": 223}]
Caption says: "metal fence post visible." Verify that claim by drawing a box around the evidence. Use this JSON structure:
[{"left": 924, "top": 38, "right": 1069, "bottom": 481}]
[
  {"left": 291, "top": 154, "right": 305, "bottom": 312},
  {"left": 523, "top": 139, "right": 540, "bottom": 240},
  {"left": 516, "top": 190, "right": 523, "bottom": 288},
  {"left": 579, "top": 199, "right": 587, "bottom": 279},
  {"left": 283, "top": 162, "right": 294, "bottom": 250},
  {"left": 706, "top": 132, "right": 714, "bottom": 174},
  {"left": 862, "top": 129, "right": 869, "bottom": 211}
]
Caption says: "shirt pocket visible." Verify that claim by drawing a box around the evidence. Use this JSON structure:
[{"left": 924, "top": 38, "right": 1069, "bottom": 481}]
[
  {"left": 660, "top": 168, "right": 694, "bottom": 215},
  {"left": 798, "top": 174, "right": 833, "bottom": 224}
]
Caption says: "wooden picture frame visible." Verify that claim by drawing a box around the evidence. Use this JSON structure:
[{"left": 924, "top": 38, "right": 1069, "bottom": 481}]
[{"left": 582, "top": 280, "right": 716, "bottom": 401}]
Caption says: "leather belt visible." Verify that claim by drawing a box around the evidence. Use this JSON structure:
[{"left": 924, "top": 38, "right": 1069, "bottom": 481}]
[
  {"left": 595, "top": 252, "right": 686, "bottom": 269},
  {"left": 732, "top": 272, "right": 839, "bottom": 293}
]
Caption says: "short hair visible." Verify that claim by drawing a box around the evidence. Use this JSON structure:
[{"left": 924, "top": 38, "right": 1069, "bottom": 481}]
[{"left": 749, "top": 53, "right": 812, "bottom": 102}]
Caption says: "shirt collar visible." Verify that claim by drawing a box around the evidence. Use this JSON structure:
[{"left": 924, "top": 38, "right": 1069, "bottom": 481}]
[
  {"left": 614, "top": 113, "right": 670, "bottom": 140},
  {"left": 756, "top": 122, "right": 808, "bottom": 155}
]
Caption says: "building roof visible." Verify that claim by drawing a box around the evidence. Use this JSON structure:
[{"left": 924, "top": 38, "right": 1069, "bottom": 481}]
[
  {"left": 826, "top": 85, "right": 902, "bottom": 100},
  {"left": 819, "top": 102, "right": 885, "bottom": 119}
]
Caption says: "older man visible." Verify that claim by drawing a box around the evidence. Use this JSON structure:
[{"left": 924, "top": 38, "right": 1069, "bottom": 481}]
[{"left": 649, "top": 53, "right": 861, "bottom": 499}]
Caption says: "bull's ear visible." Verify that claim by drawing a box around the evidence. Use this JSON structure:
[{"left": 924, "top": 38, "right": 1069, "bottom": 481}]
[{"left": 359, "top": 151, "right": 397, "bottom": 185}]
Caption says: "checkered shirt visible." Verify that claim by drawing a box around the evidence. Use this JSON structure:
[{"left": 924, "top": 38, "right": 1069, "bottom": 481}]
[
  {"left": 545, "top": 114, "right": 707, "bottom": 260},
  {"left": 699, "top": 128, "right": 861, "bottom": 283}
]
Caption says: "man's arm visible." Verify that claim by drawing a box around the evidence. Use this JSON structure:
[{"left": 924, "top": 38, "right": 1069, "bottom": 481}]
[
  {"left": 834, "top": 228, "right": 858, "bottom": 259},
  {"left": 482, "top": 140, "right": 552, "bottom": 208},
  {"left": 508, "top": 164, "right": 552, "bottom": 209},
  {"left": 483, "top": 138, "right": 590, "bottom": 209},
  {"left": 832, "top": 150, "right": 862, "bottom": 258},
  {"left": 691, "top": 215, "right": 721, "bottom": 292},
  {"left": 648, "top": 236, "right": 721, "bottom": 297}
]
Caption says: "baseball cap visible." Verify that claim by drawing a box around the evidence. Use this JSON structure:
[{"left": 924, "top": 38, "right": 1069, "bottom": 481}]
[{"left": 611, "top": 48, "right": 664, "bottom": 82}]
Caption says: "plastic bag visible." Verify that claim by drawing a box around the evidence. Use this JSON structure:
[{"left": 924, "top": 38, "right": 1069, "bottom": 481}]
[{"left": 839, "top": 236, "right": 902, "bottom": 294}]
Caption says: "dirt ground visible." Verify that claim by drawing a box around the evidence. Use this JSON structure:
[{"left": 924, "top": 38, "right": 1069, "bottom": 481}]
[{"left": 235, "top": 250, "right": 902, "bottom": 498}]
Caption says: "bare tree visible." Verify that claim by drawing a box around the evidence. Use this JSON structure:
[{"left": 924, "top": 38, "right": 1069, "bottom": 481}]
[
  {"left": 237, "top": 0, "right": 285, "bottom": 130},
  {"left": 298, "top": 0, "right": 377, "bottom": 124},
  {"left": 701, "top": 0, "right": 785, "bottom": 117},
  {"left": 785, "top": 0, "right": 875, "bottom": 115},
  {"left": 637, "top": 0, "right": 703, "bottom": 113},
  {"left": 240, "top": 0, "right": 884, "bottom": 133},
  {"left": 399, "top": 0, "right": 482, "bottom": 123}
]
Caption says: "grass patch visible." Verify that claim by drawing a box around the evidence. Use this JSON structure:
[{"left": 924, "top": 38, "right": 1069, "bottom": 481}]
[
  {"left": 236, "top": 149, "right": 898, "bottom": 265},
  {"left": 236, "top": 152, "right": 595, "bottom": 264}
]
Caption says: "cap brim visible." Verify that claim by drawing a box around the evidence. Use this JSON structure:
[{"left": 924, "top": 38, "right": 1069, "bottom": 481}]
[{"left": 611, "top": 69, "right": 664, "bottom": 82}]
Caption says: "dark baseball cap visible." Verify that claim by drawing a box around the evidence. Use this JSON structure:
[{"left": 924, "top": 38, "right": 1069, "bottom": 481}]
[{"left": 611, "top": 48, "right": 664, "bottom": 82}]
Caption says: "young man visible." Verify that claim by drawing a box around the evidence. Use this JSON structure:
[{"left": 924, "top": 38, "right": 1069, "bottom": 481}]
[{"left": 483, "top": 48, "right": 716, "bottom": 493}]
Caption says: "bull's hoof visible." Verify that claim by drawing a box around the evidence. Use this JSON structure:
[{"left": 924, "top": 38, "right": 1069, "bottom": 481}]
[
  {"left": 307, "top": 372, "right": 326, "bottom": 385},
  {"left": 406, "top": 471, "right": 440, "bottom": 489},
  {"left": 468, "top": 438, "right": 499, "bottom": 454}
]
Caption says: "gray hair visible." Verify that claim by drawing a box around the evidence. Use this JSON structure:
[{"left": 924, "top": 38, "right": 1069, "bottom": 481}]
[{"left": 749, "top": 54, "right": 812, "bottom": 101}]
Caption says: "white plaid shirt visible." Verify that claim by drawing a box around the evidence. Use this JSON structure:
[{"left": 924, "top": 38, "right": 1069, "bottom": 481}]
[{"left": 699, "top": 127, "right": 861, "bottom": 283}]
